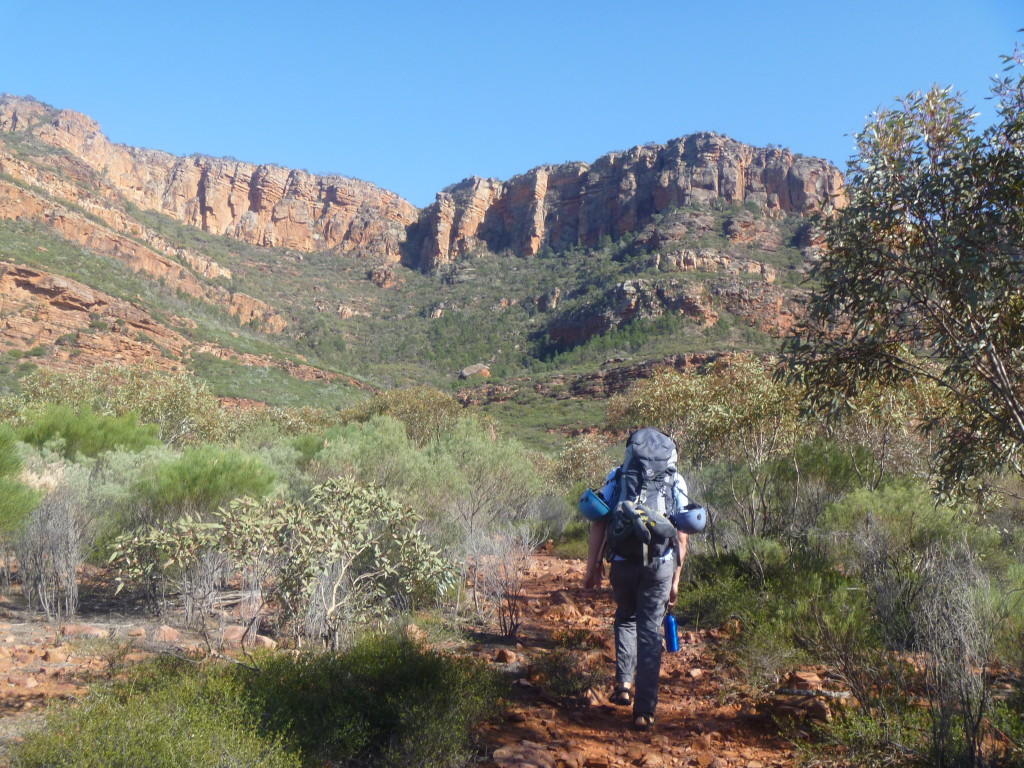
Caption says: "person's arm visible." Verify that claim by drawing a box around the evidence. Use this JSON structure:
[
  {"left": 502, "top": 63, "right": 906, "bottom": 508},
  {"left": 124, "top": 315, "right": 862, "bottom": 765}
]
[
  {"left": 583, "top": 518, "right": 608, "bottom": 589},
  {"left": 669, "top": 530, "right": 688, "bottom": 604},
  {"left": 669, "top": 473, "right": 690, "bottom": 605}
]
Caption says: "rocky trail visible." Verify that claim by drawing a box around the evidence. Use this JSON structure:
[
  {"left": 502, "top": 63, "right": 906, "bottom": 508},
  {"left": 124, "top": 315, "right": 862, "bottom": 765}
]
[
  {"left": 475, "top": 553, "right": 805, "bottom": 768},
  {"left": 0, "top": 553, "right": 819, "bottom": 766}
]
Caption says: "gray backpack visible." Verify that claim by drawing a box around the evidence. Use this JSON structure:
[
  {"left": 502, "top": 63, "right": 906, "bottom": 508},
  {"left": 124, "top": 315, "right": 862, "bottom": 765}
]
[{"left": 606, "top": 428, "right": 680, "bottom": 564}]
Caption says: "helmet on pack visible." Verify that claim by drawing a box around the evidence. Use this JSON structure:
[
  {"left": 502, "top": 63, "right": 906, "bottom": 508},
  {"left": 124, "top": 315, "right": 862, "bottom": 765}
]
[
  {"left": 671, "top": 503, "right": 708, "bottom": 534},
  {"left": 578, "top": 488, "right": 611, "bottom": 521}
]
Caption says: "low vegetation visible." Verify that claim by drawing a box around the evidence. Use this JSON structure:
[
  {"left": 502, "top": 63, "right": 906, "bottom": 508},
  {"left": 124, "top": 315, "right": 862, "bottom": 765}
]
[{"left": 12, "top": 636, "right": 500, "bottom": 768}]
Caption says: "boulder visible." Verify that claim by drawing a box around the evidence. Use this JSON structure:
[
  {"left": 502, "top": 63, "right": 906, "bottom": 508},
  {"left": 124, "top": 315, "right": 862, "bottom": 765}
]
[
  {"left": 152, "top": 625, "right": 179, "bottom": 643},
  {"left": 62, "top": 624, "right": 107, "bottom": 639},
  {"left": 459, "top": 363, "right": 491, "bottom": 379}
]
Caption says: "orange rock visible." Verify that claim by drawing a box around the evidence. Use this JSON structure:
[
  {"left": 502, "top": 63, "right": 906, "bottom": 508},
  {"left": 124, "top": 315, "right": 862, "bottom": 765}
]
[
  {"left": 787, "top": 670, "right": 822, "bottom": 690},
  {"left": 152, "top": 626, "right": 179, "bottom": 643},
  {"left": 692, "top": 734, "right": 713, "bottom": 751},
  {"left": 0, "top": 97, "right": 417, "bottom": 261},
  {"left": 494, "top": 648, "right": 517, "bottom": 664},
  {"left": 221, "top": 625, "right": 247, "bottom": 646},
  {"left": 62, "top": 624, "right": 107, "bottom": 639}
]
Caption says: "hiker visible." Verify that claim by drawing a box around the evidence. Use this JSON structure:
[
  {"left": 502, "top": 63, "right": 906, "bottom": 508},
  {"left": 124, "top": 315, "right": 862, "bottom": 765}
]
[{"left": 581, "top": 427, "right": 695, "bottom": 731}]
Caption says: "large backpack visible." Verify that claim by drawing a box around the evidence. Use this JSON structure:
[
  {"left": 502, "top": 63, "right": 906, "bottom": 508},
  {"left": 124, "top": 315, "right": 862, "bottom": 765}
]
[{"left": 605, "top": 427, "right": 681, "bottom": 564}]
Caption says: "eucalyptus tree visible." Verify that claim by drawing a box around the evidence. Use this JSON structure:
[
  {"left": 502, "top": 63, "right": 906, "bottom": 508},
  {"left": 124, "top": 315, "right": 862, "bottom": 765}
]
[{"left": 784, "top": 47, "right": 1024, "bottom": 491}]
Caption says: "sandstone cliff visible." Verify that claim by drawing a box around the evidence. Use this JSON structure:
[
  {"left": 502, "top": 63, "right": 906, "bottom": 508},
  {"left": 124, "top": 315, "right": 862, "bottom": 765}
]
[
  {"left": 412, "top": 134, "right": 844, "bottom": 270},
  {"left": 0, "top": 95, "right": 418, "bottom": 260},
  {"left": 0, "top": 93, "right": 841, "bottom": 396},
  {"left": 4, "top": 95, "right": 842, "bottom": 275}
]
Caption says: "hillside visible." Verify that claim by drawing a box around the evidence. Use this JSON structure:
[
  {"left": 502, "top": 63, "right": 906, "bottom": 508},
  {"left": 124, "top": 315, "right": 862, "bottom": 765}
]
[{"left": 0, "top": 94, "right": 843, "bottom": 444}]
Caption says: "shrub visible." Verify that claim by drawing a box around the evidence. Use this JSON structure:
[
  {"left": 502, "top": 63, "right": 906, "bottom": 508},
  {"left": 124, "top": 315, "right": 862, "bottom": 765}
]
[
  {"left": 820, "top": 480, "right": 961, "bottom": 650},
  {"left": 553, "top": 516, "right": 591, "bottom": 560},
  {"left": 728, "top": 612, "right": 807, "bottom": 697},
  {"left": 14, "top": 483, "right": 84, "bottom": 624},
  {"left": 915, "top": 545, "right": 999, "bottom": 768},
  {"left": 555, "top": 432, "right": 614, "bottom": 488},
  {"left": 674, "top": 553, "right": 759, "bottom": 630},
  {"left": 238, "top": 479, "right": 456, "bottom": 648},
  {"left": 20, "top": 405, "right": 160, "bottom": 459},
  {"left": 72, "top": 445, "right": 176, "bottom": 560},
  {"left": 312, "top": 416, "right": 440, "bottom": 503},
  {"left": 112, "top": 478, "right": 457, "bottom": 648},
  {"left": 531, "top": 648, "right": 603, "bottom": 701},
  {"left": 465, "top": 525, "right": 542, "bottom": 637},
  {"left": 796, "top": 576, "right": 914, "bottom": 717},
  {"left": 21, "top": 364, "right": 228, "bottom": 446},
  {"left": 313, "top": 415, "right": 567, "bottom": 543},
  {"left": 11, "top": 657, "right": 300, "bottom": 768},
  {"left": 340, "top": 386, "right": 462, "bottom": 446},
  {"left": 0, "top": 424, "right": 40, "bottom": 535},
  {"left": 130, "top": 444, "right": 276, "bottom": 526},
  {"left": 239, "top": 636, "right": 502, "bottom": 767},
  {"left": 432, "top": 417, "right": 564, "bottom": 539},
  {"left": 809, "top": 706, "right": 930, "bottom": 768},
  {"left": 290, "top": 432, "right": 325, "bottom": 469}
]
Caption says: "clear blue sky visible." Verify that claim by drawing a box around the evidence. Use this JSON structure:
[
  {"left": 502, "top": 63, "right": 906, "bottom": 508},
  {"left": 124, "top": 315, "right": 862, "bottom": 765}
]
[{"left": 3, "top": 1, "right": 1019, "bottom": 207}]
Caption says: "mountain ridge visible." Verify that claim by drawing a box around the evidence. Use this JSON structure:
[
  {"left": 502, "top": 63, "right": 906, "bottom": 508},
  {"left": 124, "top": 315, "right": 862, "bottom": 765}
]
[
  {"left": 0, "top": 93, "right": 838, "bottom": 438},
  {"left": 1, "top": 94, "right": 843, "bottom": 273}
]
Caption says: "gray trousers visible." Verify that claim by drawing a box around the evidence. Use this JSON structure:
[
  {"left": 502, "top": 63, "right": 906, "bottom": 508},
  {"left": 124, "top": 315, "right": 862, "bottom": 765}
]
[{"left": 609, "top": 556, "right": 674, "bottom": 716}]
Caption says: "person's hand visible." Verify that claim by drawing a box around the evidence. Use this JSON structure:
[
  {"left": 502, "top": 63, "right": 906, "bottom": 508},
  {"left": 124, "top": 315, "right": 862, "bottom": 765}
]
[
  {"left": 668, "top": 580, "right": 679, "bottom": 605},
  {"left": 583, "top": 563, "right": 604, "bottom": 590}
]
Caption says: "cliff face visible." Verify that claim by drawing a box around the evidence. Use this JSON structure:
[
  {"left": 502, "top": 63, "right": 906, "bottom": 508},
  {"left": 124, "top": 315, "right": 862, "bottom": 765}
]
[
  {"left": 0, "top": 95, "right": 418, "bottom": 260},
  {"left": 412, "top": 134, "right": 844, "bottom": 269},
  {"left": 0, "top": 93, "right": 841, "bottom": 390},
  {"left": 2, "top": 95, "right": 842, "bottom": 275}
]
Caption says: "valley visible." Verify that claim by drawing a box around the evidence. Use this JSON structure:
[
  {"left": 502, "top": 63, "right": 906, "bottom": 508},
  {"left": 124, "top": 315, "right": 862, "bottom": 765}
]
[{"left": 0, "top": 93, "right": 837, "bottom": 445}]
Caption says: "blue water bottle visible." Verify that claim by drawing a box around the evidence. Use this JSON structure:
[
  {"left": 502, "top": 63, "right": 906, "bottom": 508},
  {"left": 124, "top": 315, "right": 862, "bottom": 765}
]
[{"left": 663, "top": 612, "right": 680, "bottom": 653}]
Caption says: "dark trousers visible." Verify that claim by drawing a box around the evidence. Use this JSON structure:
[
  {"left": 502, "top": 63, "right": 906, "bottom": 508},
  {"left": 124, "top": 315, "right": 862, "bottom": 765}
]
[{"left": 609, "top": 556, "right": 673, "bottom": 716}]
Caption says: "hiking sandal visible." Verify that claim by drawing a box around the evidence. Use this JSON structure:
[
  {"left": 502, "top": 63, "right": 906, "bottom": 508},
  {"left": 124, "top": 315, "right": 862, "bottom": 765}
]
[
  {"left": 610, "top": 683, "right": 633, "bottom": 706},
  {"left": 633, "top": 713, "right": 655, "bottom": 731}
]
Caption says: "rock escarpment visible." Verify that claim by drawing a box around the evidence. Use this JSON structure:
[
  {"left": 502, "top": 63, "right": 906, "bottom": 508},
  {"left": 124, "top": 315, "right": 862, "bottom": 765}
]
[
  {"left": 0, "top": 95, "right": 418, "bottom": 260},
  {"left": 2, "top": 95, "right": 842, "bottom": 275},
  {"left": 412, "top": 134, "right": 844, "bottom": 270},
  {"left": 0, "top": 262, "right": 190, "bottom": 370},
  {"left": 546, "top": 279, "right": 717, "bottom": 350},
  {"left": 0, "top": 176, "right": 286, "bottom": 333}
]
